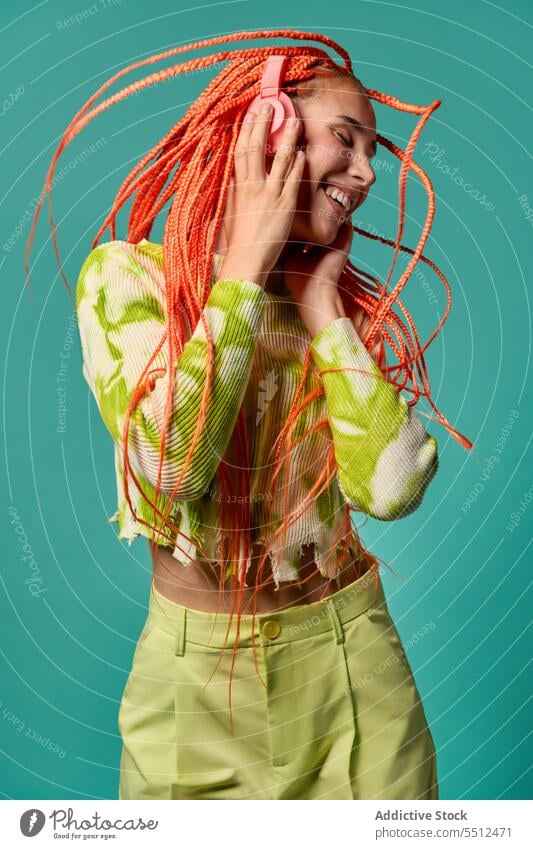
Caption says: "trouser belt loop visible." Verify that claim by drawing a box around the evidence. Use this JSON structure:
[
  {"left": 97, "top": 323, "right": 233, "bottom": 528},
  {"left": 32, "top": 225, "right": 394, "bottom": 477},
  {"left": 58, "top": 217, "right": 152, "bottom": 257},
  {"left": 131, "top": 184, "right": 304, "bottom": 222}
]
[
  {"left": 325, "top": 597, "right": 345, "bottom": 645},
  {"left": 174, "top": 607, "right": 187, "bottom": 656}
]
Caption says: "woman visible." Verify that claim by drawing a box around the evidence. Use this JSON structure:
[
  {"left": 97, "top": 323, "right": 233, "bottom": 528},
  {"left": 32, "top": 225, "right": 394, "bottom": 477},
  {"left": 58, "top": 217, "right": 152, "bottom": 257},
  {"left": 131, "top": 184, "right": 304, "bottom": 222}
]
[{"left": 28, "top": 30, "right": 471, "bottom": 800}]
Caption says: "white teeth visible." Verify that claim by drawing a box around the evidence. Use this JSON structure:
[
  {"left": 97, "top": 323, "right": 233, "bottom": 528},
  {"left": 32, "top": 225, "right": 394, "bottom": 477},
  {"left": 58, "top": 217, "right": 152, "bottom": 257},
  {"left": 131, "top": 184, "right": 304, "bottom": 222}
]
[{"left": 325, "top": 185, "right": 351, "bottom": 212}]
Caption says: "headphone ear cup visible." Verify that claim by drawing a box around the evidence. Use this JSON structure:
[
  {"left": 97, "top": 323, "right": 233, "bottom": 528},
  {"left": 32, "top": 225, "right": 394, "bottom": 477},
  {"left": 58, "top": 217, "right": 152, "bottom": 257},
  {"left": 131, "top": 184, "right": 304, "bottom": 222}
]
[{"left": 269, "top": 91, "right": 299, "bottom": 154}]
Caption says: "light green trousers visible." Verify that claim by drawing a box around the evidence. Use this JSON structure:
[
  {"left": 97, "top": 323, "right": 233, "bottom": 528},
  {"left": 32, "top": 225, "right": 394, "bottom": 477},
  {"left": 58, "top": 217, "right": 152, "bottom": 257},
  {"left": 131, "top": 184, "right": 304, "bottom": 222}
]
[{"left": 118, "top": 563, "right": 438, "bottom": 800}]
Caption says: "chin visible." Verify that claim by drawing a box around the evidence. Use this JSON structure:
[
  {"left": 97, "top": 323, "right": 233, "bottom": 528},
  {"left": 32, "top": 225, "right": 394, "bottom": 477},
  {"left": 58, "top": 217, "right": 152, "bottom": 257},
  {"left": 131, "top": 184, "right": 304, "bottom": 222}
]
[
  {"left": 310, "top": 219, "right": 343, "bottom": 247},
  {"left": 292, "top": 216, "right": 337, "bottom": 248}
]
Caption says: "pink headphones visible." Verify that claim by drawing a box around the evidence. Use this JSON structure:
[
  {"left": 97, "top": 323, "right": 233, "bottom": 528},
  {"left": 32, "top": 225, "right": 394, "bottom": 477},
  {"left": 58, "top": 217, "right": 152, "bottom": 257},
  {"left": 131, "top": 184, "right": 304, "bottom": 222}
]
[
  {"left": 215, "top": 55, "right": 309, "bottom": 255},
  {"left": 245, "top": 55, "right": 298, "bottom": 154}
]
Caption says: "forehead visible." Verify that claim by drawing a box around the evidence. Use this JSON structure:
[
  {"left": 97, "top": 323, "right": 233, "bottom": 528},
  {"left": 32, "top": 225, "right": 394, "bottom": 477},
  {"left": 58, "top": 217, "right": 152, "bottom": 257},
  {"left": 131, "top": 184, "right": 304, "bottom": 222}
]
[{"left": 303, "top": 79, "right": 376, "bottom": 131}]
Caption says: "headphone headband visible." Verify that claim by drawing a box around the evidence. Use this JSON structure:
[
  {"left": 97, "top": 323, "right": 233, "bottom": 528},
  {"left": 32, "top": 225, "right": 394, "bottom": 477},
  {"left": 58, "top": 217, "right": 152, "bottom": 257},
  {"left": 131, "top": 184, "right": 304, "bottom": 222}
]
[
  {"left": 246, "top": 54, "right": 297, "bottom": 153},
  {"left": 259, "top": 55, "right": 288, "bottom": 99}
]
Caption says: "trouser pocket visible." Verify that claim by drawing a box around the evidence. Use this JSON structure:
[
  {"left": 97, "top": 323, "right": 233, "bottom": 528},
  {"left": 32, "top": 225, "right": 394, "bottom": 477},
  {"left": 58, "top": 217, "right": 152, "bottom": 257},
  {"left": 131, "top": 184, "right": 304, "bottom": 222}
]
[
  {"left": 118, "top": 621, "right": 178, "bottom": 800},
  {"left": 173, "top": 646, "right": 272, "bottom": 800},
  {"left": 342, "top": 602, "right": 439, "bottom": 800}
]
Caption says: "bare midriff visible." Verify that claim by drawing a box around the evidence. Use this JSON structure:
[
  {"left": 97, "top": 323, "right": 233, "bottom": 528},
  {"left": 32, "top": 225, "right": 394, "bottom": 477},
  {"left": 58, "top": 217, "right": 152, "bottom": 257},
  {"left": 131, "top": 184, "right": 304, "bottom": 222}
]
[{"left": 149, "top": 539, "right": 371, "bottom": 614}]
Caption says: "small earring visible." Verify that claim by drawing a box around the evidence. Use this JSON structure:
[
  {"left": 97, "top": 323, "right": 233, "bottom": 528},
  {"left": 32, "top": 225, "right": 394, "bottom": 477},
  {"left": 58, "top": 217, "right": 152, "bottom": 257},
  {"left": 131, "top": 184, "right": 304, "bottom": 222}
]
[{"left": 302, "top": 243, "right": 311, "bottom": 254}]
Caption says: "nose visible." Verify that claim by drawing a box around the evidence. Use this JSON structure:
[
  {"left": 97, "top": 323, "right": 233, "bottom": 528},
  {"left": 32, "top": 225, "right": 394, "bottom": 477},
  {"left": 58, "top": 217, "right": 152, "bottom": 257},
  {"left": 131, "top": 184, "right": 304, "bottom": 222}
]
[{"left": 346, "top": 149, "right": 376, "bottom": 192}]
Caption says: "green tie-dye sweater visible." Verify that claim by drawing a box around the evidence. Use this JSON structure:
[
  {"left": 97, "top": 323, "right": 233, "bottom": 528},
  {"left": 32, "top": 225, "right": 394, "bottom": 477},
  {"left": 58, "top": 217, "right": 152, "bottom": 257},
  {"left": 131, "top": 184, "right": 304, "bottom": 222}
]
[{"left": 76, "top": 239, "right": 439, "bottom": 587}]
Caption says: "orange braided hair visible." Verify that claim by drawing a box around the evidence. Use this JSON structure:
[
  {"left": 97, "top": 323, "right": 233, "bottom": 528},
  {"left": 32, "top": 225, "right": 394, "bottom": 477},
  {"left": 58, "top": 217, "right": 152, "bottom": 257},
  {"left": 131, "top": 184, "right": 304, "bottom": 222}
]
[{"left": 26, "top": 30, "right": 473, "bottom": 725}]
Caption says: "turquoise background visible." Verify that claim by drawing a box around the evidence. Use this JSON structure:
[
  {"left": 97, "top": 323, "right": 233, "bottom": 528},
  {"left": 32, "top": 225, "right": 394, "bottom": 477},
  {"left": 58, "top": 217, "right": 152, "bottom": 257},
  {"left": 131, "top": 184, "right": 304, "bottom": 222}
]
[{"left": 1, "top": 0, "right": 531, "bottom": 801}]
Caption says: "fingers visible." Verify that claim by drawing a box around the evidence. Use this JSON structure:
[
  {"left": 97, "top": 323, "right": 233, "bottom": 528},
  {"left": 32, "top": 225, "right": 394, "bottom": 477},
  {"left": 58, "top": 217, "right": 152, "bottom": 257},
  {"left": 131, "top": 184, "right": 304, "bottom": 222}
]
[
  {"left": 268, "top": 116, "right": 304, "bottom": 191},
  {"left": 280, "top": 145, "right": 306, "bottom": 199},
  {"left": 247, "top": 103, "right": 276, "bottom": 185}
]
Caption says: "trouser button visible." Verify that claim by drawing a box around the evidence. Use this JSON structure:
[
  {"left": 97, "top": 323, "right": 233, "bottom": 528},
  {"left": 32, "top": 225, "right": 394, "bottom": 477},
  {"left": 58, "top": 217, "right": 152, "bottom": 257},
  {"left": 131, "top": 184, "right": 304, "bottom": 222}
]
[{"left": 261, "top": 619, "right": 281, "bottom": 639}]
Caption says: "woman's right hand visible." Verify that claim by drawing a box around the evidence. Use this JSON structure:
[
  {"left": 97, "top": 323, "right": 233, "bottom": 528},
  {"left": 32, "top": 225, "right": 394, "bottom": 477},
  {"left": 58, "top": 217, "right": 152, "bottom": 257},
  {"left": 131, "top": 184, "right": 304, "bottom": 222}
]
[{"left": 218, "top": 103, "right": 305, "bottom": 287}]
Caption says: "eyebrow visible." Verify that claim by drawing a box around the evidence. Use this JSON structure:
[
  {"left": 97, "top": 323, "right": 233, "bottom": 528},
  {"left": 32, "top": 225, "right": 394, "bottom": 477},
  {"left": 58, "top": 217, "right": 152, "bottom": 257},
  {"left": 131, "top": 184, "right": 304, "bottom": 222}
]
[{"left": 335, "top": 115, "right": 377, "bottom": 157}]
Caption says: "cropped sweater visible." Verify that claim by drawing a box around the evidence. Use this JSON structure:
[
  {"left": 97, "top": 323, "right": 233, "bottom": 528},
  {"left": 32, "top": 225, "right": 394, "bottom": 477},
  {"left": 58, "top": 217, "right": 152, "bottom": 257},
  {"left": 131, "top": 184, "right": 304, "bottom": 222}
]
[{"left": 75, "top": 239, "right": 439, "bottom": 587}]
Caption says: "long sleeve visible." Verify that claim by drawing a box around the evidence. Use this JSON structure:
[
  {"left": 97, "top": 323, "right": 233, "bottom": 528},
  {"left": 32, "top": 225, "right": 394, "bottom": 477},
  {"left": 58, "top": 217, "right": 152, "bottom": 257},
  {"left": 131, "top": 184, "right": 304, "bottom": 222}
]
[
  {"left": 76, "top": 240, "right": 267, "bottom": 500},
  {"left": 309, "top": 316, "right": 439, "bottom": 520}
]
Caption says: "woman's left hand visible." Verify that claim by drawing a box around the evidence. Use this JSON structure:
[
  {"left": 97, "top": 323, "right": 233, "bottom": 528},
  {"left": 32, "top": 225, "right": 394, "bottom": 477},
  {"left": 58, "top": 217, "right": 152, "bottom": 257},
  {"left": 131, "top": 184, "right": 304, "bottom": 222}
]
[{"left": 282, "top": 218, "right": 354, "bottom": 309}]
